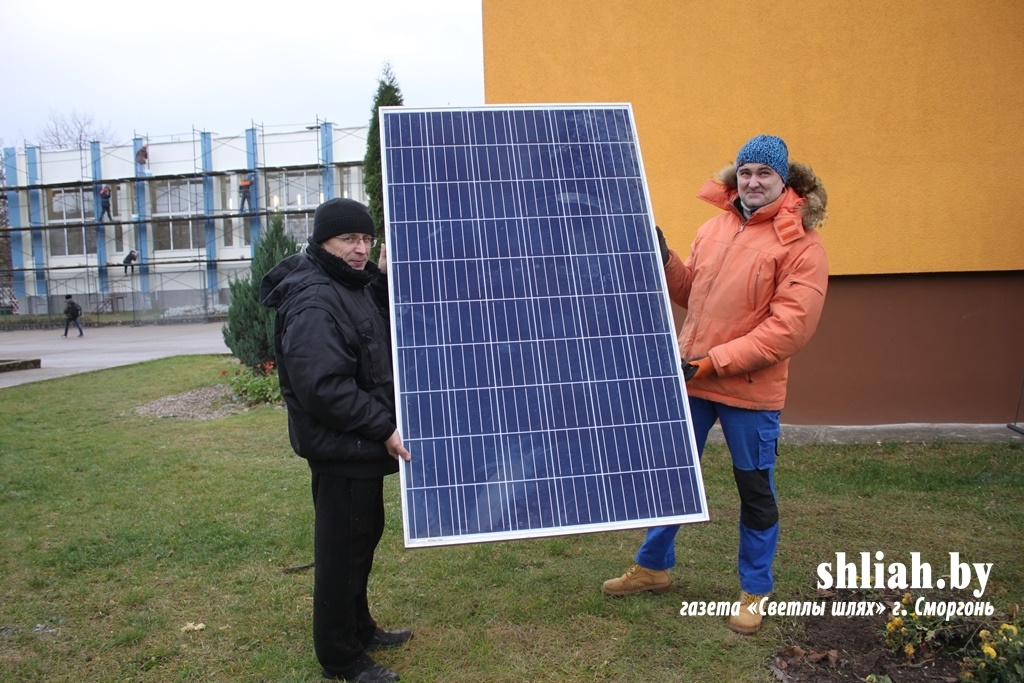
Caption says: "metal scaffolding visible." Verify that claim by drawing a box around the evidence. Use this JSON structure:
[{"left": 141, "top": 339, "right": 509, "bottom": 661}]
[{"left": 1, "top": 122, "right": 368, "bottom": 329}]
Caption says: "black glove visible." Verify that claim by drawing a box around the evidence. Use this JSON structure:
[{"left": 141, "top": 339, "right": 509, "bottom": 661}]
[
  {"left": 682, "top": 361, "right": 698, "bottom": 382},
  {"left": 655, "top": 225, "right": 669, "bottom": 266},
  {"left": 682, "top": 356, "right": 712, "bottom": 382}
]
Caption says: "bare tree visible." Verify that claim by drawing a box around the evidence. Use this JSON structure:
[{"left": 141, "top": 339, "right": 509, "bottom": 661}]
[
  {"left": 0, "top": 138, "right": 10, "bottom": 284},
  {"left": 35, "top": 110, "right": 118, "bottom": 150}
]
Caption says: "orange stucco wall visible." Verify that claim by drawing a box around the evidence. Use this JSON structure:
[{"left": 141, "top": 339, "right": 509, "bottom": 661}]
[{"left": 482, "top": 0, "right": 1024, "bottom": 275}]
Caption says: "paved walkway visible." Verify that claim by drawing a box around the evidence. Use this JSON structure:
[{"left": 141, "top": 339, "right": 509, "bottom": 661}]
[
  {"left": 0, "top": 323, "right": 1019, "bottom": 443},
  {"left": 0, "top": 323, "right": 229, "bottom": 389}
]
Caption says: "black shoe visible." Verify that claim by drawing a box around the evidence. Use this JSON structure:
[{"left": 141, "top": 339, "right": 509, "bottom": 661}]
[
  {"left": 366, "top": 628, "right": 413, "bottom": 651},
  {"left": 322, "top": 654, "right": 399, "bottom": 682}
]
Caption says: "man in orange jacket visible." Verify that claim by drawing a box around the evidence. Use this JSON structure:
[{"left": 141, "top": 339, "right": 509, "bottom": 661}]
[{"left": 602, "top": 135, "right": 829, "bottom": 635}]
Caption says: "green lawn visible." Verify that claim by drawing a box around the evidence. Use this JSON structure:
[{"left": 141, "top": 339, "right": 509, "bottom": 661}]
[{"left": 1, "top": 356, "right": 1021, "bottom": 682}]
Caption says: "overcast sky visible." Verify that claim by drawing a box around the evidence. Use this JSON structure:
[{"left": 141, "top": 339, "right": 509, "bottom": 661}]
[{"left": 0, "top": 0, "right": 485, "bottom": 147}]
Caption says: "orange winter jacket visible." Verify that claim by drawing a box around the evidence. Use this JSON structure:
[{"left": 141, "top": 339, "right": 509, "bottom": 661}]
[{"left": 666, "top": 162, "right": 829, "bottom": 411}]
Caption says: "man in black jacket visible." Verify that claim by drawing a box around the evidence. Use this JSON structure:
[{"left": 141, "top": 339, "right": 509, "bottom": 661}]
[
  {"left": 123, "top": 249, "right": 139, "bottom": 275},
  {"left": 260, "top": 198, "right": 412, "bottom": 683},
  {"left": 62, "top": 294, "right": 84, "bottom": 337}
]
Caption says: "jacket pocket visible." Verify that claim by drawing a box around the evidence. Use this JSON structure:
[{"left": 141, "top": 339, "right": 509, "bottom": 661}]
[
  {"left": 757, "top": 424, "right": 780, "bottom": 469},
  {"left": 748, "top": 255, "right": 778, "bottom": 312},
  {"left": 355, "top": 318, "right": 386, "bottom": 386}
]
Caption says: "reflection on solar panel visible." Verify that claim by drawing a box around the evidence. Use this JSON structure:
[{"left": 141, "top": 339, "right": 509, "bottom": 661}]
[{"left": 381, "top": 105, "right": 707, "bottom": 547}]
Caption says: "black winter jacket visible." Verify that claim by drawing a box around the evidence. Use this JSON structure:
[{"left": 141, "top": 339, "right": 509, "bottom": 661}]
[
  {"left": 64, "top": 299, "right": 81, "bottom": 320},
  {"left": 259, "top": 246, "right": 398, "bottom": 479}
]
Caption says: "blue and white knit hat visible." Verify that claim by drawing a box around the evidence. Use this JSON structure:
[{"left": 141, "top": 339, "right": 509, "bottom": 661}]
[{"left": 736, "top": 135, "right": 789, "bottom": 184}]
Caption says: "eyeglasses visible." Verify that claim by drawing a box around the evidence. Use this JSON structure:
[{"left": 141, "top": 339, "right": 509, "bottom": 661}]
[{"left": 338, "top": 234, "right": 378, "bottom": 248}]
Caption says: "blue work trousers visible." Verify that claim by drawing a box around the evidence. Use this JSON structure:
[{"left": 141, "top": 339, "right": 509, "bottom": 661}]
[{"left": 635, "top": 397, "right": 781, "bottom": 595}]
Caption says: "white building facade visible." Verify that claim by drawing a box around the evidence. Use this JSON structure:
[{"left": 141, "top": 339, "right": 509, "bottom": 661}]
[{"left": 1, "top": 123, "right": 368, "bottom": 316}]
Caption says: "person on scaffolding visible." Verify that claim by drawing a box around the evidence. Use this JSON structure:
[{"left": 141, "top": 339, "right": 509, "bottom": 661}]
[
  {"left": 123, "top": 249, "right": 139, "bottom": 275},
  {"left": 99, "top": 185, "right": 113, "bottom": 222},
  {"left": 239, "top": 173, "right": 254, "bottom": 213},
  {"left": 135, "top": 144, "right": 148, "bottom": 170}
]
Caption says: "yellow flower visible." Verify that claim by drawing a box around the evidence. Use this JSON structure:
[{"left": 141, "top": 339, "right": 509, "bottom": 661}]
[
  {"left": 904, "top": 643, "right": 915, "bottom": 657},
  {"left": 999, "top": 623, "right": 1018, "bottom": 636},
  {"left": 982, "top": 643, "right": 998, "bottom": 659},
  {"left": 902, "top": 593, "right": 912, "bottom": 605},
  {"left": 979, "top": 629, "right": 991, "bottom": 640},
  {"left": 887, "top": 617, "right": 903, "bottom": 632}
]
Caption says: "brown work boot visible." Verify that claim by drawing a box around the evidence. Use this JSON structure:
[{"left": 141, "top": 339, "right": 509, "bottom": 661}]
[
  {"left": 728, "top": 591, "right": 769, "bottom": 634},
  {"left": 601, "top": 563, "right": 671, "bottom": 596}
]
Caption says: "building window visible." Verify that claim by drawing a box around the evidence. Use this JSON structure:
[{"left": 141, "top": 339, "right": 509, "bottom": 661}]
[
  {"left": 341, "top": 165, "right": 366, "bottom": 203},
  {"left": 152, "top": 178, "right": 203, "bottom": 215},
  {"left": 217, "top": 179, "right": 233, "bottom": 247},
  {"left": 151, "top": 179, "right": 205, "bottom": 251},
  {"left": 46, "top": 188, "right": 96, "bottom": 256},
  {"left": 265, "top": 168, "right": 321, "bottom": 242},
  {"left": 153, "top": 219, "right": 204, "bottom": 251},
  {"left": 101, "top": 184, "right": 126, "bottom": 252},
  {"left": 120, "top": 183, "right": 137, "bottom": 254},
  {"left": 286, "top": 214, "right": 315, "bottom": 242}
]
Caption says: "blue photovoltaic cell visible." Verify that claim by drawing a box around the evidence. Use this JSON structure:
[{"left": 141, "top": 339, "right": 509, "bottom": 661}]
[{"left": 381, "top": 105, "right": 707, "bottom": 547}]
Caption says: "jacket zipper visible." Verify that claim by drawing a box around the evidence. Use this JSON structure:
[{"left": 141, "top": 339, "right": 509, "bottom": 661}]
[{"left": 687, "top": 217, "right": 746, "bottom": 354}]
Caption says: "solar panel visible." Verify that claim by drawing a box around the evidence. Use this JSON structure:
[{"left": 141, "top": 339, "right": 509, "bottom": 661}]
[{"left": 381, "top": 104, "right": 707, "bottom": 547}]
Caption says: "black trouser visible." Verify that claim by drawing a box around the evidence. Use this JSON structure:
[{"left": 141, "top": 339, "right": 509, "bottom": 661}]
[
  {"left": 311, "top": 471, "right": 385, "bottom": 676},
  {"left": 63, "top": 317, "right": 83, "bottom": 336}
]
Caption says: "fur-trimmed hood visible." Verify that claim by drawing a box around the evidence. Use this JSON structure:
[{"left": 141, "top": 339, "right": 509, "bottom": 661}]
[{"left": 714, "top": 161, "right": 828, "bottom": 230}]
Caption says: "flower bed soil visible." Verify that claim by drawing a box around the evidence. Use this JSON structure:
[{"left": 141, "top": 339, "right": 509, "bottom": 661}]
[{"left": 774, "top": 592, "right": 974, "bottom": 683}]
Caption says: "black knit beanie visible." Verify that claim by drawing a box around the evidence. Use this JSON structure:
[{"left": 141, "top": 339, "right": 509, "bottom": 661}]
[{"left": 309, "top": 198, "right": 375, "bottom": 244}]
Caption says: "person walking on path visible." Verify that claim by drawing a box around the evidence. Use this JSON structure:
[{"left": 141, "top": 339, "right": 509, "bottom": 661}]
[{"left": 62, "top": 294, "right": 84, "bottom": 337}]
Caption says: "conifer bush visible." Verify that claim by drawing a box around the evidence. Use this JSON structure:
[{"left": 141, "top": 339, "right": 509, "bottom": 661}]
[
  {"left": 364, "top": 62, "right": 404, "bottom": 254},
  {"left": 222, "top": 215, "right": 299, "bottom": 376}
]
